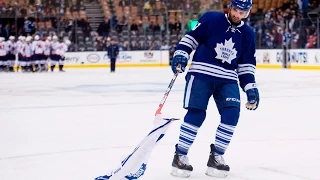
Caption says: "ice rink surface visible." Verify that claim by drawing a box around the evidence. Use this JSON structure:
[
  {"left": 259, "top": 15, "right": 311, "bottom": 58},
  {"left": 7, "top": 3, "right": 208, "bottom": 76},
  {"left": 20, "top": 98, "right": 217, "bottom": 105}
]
[{"left": 0, "top": 67, "right": 320, "bottom": 180}]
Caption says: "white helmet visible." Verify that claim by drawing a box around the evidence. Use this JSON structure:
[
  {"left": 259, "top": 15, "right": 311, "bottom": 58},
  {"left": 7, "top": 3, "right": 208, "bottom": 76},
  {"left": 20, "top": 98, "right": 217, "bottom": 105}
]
[
  {"left": 52, "top": 35, "right": 58, "bottom": 40},
  {"left": 65, "top": 39, "right": 71, "bottom": 45},
  {"left": 21, "top": 36, "right": 26, "bottom": 41},
  {"left": 9, "top": 36, "right": 15, "bottom": 40},
  {"left": 26, "top": 36, "right": 32, "bottom": 42},
  {"left": 47, "top": 36, "right": 52, "bottom": 41},
  {"left": 34, "top": 35, "right": 40, "bottom": 40},
  {"left": 0, "top": 37, "right": 4, "bottom": 42},
  {"left": 18, "top": 36, "right": 22, "bottom": 40}
]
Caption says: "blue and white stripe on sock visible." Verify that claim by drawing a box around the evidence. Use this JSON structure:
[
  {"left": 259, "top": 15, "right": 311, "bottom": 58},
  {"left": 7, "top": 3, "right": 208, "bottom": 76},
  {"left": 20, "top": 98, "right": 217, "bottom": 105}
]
[
  {"left": 215, "top": 123, "right": 235, "bottom": 155},
  {"left": 178, "top": 122, "right": 199, "bottom": 155}
]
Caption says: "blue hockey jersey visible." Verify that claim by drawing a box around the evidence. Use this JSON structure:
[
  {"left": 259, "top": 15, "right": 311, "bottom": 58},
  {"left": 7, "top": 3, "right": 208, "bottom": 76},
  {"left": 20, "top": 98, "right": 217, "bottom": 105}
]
[{"left": 175, "top": 11, "right": 256, "bottom": 91}]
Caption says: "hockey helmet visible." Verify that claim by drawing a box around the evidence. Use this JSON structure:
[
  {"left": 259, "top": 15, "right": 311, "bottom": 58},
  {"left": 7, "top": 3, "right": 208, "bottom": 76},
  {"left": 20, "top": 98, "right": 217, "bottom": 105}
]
[
  {"left": 47, "top": 36, "right": 52, "bottom": 41},
  {"left": 26, "top": 36, "right": 32, "bottom": 42},
  {"left": 34, "top": 35, "right": 40, "bottom": 40},
  {"left": 9, "top": 36, "right": 15, "bottom": 40},
  {"left": 231, "top": 0, "right": 252, "bottom": 12},
  {"left": 65, "top": 39, "right": 71, "bottom": 45},
  {"left": 52, "top": 35, "right": 58, "bottom": 40},
  {"left": 0, "top": 37, "right": 4, "bottom": 42},
  {"left": 21, "top": 36, "right": 26, "bottom": 41}
]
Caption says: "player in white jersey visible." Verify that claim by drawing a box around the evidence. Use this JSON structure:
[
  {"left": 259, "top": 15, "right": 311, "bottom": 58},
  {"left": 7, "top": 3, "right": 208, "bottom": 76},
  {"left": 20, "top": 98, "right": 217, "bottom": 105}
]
[
  {"left": 6, "top": 36, "right": 17, "bottom": 72},
  {"left": 16, "top": 36, "right": 25, "bottom": 72},
  {"left": 50, "top": 35, "right": 61, "bottom": 72},
  {"left": 43, "top": 36, "right": 52, "bottom": 71},
  {"left": 21, "top": 36, "right": 33, "bottom": 72},
  {"left": 0, "top": 37, "right": 8, "bottom": 72},
  {"left": 32, "top": 35, "right": 45, "bottom": 72},
  {"left": 55, "top": 39, "right": 70, "bottom": 72}
]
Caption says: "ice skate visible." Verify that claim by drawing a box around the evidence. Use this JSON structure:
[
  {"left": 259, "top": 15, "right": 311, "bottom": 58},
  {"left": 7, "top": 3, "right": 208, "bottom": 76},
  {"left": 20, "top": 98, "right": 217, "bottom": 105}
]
[
  {"left": 206, "top": 144, "right": 230, "bottom": 178},
  {"left": 171, "top": 144, "right": 193, "bottom": 178}
]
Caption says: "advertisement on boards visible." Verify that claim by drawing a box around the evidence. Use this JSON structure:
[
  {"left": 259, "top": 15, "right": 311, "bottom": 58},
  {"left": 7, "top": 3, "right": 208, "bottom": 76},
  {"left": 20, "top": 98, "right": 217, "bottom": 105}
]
[{"left": 62, "top": 51, "right": 169, "bottom": 67}]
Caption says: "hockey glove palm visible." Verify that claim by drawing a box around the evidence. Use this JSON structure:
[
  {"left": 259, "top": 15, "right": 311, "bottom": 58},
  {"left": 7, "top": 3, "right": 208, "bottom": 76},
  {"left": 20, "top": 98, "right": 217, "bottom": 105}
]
[
  {"left": 171, "top": 50, "right": 189, "bottom": 73},
  {"left": 245, "top": 88, "right": 259, "bottom": 110}
]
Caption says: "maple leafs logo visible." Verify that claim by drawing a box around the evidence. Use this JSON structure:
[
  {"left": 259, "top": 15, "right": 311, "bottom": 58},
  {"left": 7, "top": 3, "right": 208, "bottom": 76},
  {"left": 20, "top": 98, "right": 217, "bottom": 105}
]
[{"left": 214, "top": 38, "right": 237, "bottom": 64}]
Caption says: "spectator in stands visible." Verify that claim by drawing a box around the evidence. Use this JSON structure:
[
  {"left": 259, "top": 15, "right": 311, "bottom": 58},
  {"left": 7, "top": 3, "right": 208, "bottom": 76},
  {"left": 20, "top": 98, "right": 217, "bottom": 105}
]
[
  {"left": 288, "top": 14, "right": 298, "bottom": 31},
  {"left": 28, "top": 5, "right": 35, "bottom": 16},
  {"left": 306, "top": 34, "right": 317, "bottom": 48},
  {"left": 187, "top": 14, "right": 198, "bottom": 32},
  {"left": 264, "top": 31, "right": 275, "bottom": 49},
  {"left": 2, "top": 24, "right": 10, "bottom": 39},
  {"left": 10, "top": 24, "right": 16, "bottom": 37},
  {"left": 271, "top": 28, "right": 282, "bottom": 48},
  {"left": 79, "top": 17, "right": 92, "bottom": 40},
  {"left": 97, "top": 17, "right": 110, "bottom": 38},
  {"left": 291, "top": 31, "right": 300, "bottom": 49},
  {"left": 283, "top": 28, "right": 292, "bottom": 48},
  {"left": 118, "top": 42, "right": 126, "bottom": 51},
  {"left": 95, "top": 36, "right": 105, "bottom": 51},
  {"left": 168, "top": 19, "right": 175, "bottom": 34},
  {"left": 23, "top": 17, "right": 35, "bottom": 36},
  {"left": 119, "top": 0, "right": 129, "bottom": 8},
  {"left": 130, "top": 20, "right": 139, "bottom": 35},
  {"left": 309, "top": 24, "right": 316, "bottom": 35},
  {"left": 174, "top": 19, "right": 181, "bottom": 35},
  {"left": 148, "top": 21, "right": 160, "bottom": 32},
  {"left": 141, "top": 18, "right": 148, "bottom": 33},
  {"left": 143, "top": 1, "right": 151, "bottom": 15},
  {"left": 35, "top": 4, "right": 44, "bottom": 19},
  {"left": 116, "top": 16, "right": 127, "bottom": 34},
  {"left": 64, "top": 18, "right": 73, "bottom": 33},
  {"left": 160, "top": 41, "right": 170, "bottom": 50}
]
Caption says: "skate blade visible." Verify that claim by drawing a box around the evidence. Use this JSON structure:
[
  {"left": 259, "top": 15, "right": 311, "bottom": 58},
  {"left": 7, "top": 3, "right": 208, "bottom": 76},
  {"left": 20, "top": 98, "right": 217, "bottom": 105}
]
[
  {"left": 170, "top": 167, "right": 191, "bottom": 178},
  {"left": 205, "top": 167, "right": 228, "bottom": 178}
]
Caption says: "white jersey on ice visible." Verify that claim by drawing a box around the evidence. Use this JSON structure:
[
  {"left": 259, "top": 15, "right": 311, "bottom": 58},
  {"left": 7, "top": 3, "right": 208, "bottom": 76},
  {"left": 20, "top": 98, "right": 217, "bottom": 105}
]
[
  {"left": 0, "top": 41, "right": 8, "bottom": 56},
  {"left": 22, "top": 43, "right": 33, "bottom": 58},
  {"left": 6, "top": 40, "right": 16, "bottom": 55},
  {"left": 50, "top": 41, "right": 60, "bottom": 55},
  {"left": 16, "top": 41, "right": 24, "bottom": 55},
  {"left": 55, "top": 42, "right": 68, "bottom": 56},
  {"left": 44, "top": 40, "right": 51, "bottom": 56},
  {"left": 32, "top": 40, "right": 45, "bottom": 54}
]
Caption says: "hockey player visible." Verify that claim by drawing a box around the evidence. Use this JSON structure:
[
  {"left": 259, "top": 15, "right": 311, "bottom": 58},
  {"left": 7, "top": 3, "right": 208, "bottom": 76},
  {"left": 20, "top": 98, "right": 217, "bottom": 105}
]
[
  {"left": 0, "top": 37, "right": 7, "bottom": 72},
  {"left": 43, "top": 36, "right": 52, "bottom": 71},
  {"left": 170, "top": 0, "right": 259, "bottom": 178},
  {"left": 16, "top": 36, "right": 25, "bottom": 72},
  {"left": 6, "top": 36, "right": 16, "bottom": 72},
  {"left": 50, "top": 35, "right": 60, "bottom": 72},
  {"left": 22, "top": 36, "right": 33, "bottom": 72},
  {"left": 55, "top": 39, "right": 70, "bottom": 72},
  {"left": 32, "top": 35, "right": 45, "bottom": 72}
]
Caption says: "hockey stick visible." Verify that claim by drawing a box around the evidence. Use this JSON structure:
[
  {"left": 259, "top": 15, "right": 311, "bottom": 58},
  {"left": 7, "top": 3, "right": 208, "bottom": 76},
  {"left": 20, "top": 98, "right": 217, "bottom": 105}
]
[
  {"left": 95, "top": 67, "right": 181, "bottom": 180},
  {"left": 155, "top": 70, "right": 180, "bottom": 117}
]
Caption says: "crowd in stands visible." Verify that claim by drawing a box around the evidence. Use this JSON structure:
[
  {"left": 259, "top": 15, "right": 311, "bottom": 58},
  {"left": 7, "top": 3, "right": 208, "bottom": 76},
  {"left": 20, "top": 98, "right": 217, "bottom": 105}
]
[
  {"left": 246, "top": 0, "right": 320, "bottom": 49},
  {"left": 0, "top": 0, "right": 319, "bottom": 51}
]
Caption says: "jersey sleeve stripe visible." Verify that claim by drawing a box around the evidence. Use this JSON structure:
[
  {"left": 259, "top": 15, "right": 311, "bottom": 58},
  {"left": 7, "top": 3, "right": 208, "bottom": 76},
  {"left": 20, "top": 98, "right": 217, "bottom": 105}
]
[{"left": 185, "top": 35, "right": 199, "bottom": 47}]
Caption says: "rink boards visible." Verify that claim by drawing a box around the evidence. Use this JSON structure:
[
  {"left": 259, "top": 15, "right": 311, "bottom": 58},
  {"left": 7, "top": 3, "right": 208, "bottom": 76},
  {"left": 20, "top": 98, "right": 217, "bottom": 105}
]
[
  {"left": 59, "top": 49, "right": 320, "bottom": 70},
  {"left": 63, "top": 51, "right": 170, "bottom": 68}
]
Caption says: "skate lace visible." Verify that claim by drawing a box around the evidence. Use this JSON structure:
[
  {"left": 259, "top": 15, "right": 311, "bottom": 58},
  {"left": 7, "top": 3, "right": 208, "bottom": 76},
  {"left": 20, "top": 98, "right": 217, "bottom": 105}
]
[
  {"left": 179, "top": 155, "right": 190, "bottom": 165},
  {"left": 214, "top": 154, "right": 225, "bottom": 165}
]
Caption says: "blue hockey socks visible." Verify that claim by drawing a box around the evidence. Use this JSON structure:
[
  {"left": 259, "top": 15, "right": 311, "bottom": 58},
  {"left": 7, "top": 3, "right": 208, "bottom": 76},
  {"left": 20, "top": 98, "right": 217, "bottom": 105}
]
[
  {"left": 177, "top": 108, "right": 206, "bottom": 155},
  {"left": 214, "top": 107, "right": 239, "bottom": 155}
]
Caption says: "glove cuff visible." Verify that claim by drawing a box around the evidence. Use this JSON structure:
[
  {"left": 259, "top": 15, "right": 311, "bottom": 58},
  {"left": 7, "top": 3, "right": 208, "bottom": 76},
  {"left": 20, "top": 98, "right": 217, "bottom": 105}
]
[
  {"left": 244, "top": 83, "right": 257, "bottom": 91},
  {"left": 173, "top": 50, "right": 189, "bottom": 60}
]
